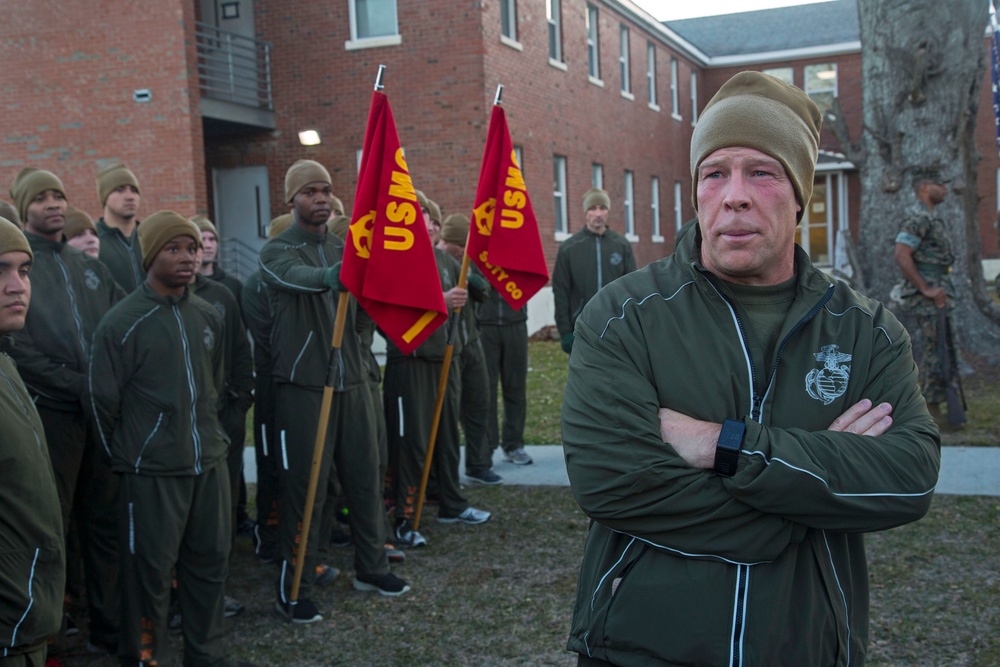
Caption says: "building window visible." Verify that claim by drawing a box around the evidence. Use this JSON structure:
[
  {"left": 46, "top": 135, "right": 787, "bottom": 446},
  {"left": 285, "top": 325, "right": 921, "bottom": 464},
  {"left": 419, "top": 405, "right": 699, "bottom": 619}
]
[
  {"left": 554, "top": 155, "right": 568, "bottom": 236},
  {"left": 804, "top": 63, "right": 837, "bottom": 114},
  {"left": 647, "top": 42, "right": 658, "bottom": 108},
  {"left": 547, "top": 0, "right": 562, "bottom": 63},
  {"left": 619, "top": 25, "right": 631, "bottom": 96},
  {"left": 763, "top": 66, "right": 794, "bottom": 85},
  {"left": 674, "top": 180, "right": 683, "bottom": 231},
  {"left": 690, "top": 71, "right": 698, "bottom": 124},
  {"left": 587, "top": 5, "right": 600, "bottom": 81},
  {"left": 514, "top": 145, "right": 524, "bottom": 174},
  {"left": 795, "top": 175, "right": 833, "bottom": 265},
  {"left": 591, "top": 163, "right": 603, "bottom": 189},
  {"left": 670, "top": 57, "right": 680, "bottom": 118},
  {"left": 651, "top": 176, "right": 662, "bottom": 241},
  {"left": 349, "top": 0, "right": 398, "bottom": 41},
  {"left": 624, "top": 170, "right": 635, "bottom": 239},
  {"left": 501, "top": 0, "right": 517, "bottom": 42}
]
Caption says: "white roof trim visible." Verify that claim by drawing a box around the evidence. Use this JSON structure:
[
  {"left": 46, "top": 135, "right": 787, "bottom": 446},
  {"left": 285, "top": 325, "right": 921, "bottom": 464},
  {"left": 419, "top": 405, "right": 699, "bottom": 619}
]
[
  {"left": 816, "top": 161, "right": 855, "bottom": 172},
  {"left": 604, "top": 0, "right": 712, "bottom": 64},
  {"left": 703, "top": 41, "right": 862, "bottom": 67}
]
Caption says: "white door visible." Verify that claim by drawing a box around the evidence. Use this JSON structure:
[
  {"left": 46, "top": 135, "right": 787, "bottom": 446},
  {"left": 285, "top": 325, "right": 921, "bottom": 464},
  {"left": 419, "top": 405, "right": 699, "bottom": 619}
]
[{"left": 212, "top": 166, "right": 271, "bottom": 277}]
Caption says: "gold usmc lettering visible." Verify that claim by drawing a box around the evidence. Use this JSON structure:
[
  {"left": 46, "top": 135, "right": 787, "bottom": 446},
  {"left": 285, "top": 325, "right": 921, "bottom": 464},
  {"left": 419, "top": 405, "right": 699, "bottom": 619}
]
[
  {"left": 384, "top": 148, "right": 418, "bottom": 251},
  {"left": 478, "top": 250, "right": 524, "bottom": 301}
]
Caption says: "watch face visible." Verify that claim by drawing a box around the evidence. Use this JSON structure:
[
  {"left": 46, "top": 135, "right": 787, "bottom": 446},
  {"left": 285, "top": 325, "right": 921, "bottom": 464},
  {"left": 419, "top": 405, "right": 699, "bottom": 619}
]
[{"left": 719, "top": 419, "right": 745, "bottom": 450}]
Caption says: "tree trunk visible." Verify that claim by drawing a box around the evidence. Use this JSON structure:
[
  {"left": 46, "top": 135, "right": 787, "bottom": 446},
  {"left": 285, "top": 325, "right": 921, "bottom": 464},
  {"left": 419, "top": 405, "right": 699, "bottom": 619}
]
[{"left": 855, "top": 0, "right": 1000, "bottom": 356}]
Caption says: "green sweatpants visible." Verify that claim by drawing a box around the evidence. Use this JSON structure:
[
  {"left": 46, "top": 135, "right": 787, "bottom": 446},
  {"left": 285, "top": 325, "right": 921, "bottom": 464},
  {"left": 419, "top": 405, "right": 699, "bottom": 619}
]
[
  {"left": 36, "top": 404, "right": 120, "bottom": 647},
  {"left": 383, "top": 357, "right": 467, "bottom": 520},
  {"left": 479, "top": 322, "right": 529, "bottom": 453},
  {"left": 0, "top": 642, "right": 47, "bottom": 667},
  {"left": 274, "top": 384, "right": 387, "bottom": 602},
  {"left": 119, "top": 462, "right": 230, "bottom": 667},
  {"left": 459, "top": 339, "right": 493, "bottom": 473}
]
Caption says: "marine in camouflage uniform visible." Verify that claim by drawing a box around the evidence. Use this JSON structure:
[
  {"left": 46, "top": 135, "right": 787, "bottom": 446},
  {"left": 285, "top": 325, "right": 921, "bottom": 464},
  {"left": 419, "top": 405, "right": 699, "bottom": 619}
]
[{"left": 894, "top": 169, "right": 954, "bottom": 407}]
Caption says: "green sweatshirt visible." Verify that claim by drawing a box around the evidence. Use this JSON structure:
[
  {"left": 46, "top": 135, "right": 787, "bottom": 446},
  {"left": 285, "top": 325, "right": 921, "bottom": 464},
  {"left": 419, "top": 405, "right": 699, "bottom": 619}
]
[
  {"left": 563, "top": 228, "right": 940, "bottom": 666},
  {"left": 258, "top": 223, "right": 365, "bottom": 391},
  {"left": 89, "top": 284, "right": 228, "bottom": 476},
  {"left": 8, "top": 234, "right": 122, "bottom": 409},
  {"left": 0, "top": 344, "right": 65, "bottom": 656},
  {"left": 476, "top": 281, "right": 527, "bottom": 326},
  {"left": 552, "top": 227, "right": 636, "bottom": 338},
  {"left": 95, "top": 217, "right": 144, "bottom": 293}
]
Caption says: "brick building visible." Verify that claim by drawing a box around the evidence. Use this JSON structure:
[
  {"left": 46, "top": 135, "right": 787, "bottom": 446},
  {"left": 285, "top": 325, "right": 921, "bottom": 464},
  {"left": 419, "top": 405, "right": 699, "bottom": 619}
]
[{"left": 1, "top": 0, "right": 996, "bottom": 328}]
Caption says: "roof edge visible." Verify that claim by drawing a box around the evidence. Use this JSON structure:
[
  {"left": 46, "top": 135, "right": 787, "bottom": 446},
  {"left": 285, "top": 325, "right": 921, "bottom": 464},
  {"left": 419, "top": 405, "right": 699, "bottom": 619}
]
[{"left": 702, "top": 41, "right": 862, "bottom": 67}]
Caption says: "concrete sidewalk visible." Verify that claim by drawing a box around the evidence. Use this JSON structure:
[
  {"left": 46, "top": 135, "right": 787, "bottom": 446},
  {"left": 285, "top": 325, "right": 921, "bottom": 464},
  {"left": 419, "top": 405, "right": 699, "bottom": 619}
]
[{"left": 244, "top": 445, "right": 1000, "bottom": 496}]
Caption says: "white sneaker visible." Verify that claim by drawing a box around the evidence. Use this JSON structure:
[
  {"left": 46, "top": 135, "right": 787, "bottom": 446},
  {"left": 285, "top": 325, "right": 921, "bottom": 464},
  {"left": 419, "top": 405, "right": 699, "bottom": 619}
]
[
  {"left": 504, "top": 448, "right": 533, "bottom": 465},
  {"left": 394, "top": 520, "right": 428, "bottom": 548},
  {"left": 437, "top": 506, "right": 491, "bottom": 525}
]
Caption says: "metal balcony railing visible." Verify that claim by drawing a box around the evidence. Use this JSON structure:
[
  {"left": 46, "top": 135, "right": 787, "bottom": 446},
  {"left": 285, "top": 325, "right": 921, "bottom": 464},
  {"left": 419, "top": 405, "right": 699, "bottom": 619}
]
[
  {"left": 219, "top": 237, "right": 262, "bottom": 282},
  {"left": 195, "top": 21, "right": 273, "bottom": 110}
]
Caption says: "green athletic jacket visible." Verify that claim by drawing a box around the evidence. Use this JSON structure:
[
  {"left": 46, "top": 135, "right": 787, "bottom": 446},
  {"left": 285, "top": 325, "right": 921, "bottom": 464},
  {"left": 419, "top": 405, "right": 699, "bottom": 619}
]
[
  {"left": 552, "top": 227, "right": 636, "bottom": 338},
  {"left": 8, "top": 234, "right": 122, "bottom": 410},
  {"left": 191, "top": 275, "right": 254, "bottom": 436},
  {"left": 95, "top": 217, "right": 144, "bottom": 293},
  {"left": 0, "top": 344, "right": 65, "bottom": 658},
  {"left": 476, "top": 282, "right": 527, "bottom": 326},
  {"left": 563, "top": 228, "right": 940, "bottom": 667},
  {"left": 258, "top": 223, "right": 364, "bottom": 392},
  {"left": 89, "top": 284, "right": 228, "bottom": 476}
]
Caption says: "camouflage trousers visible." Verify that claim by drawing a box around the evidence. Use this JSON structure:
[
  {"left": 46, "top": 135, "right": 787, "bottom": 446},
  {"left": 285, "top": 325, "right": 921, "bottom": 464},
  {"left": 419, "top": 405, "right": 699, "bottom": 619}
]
[{"left": 910, "top": 304, "right": 955, "bottom": 405}]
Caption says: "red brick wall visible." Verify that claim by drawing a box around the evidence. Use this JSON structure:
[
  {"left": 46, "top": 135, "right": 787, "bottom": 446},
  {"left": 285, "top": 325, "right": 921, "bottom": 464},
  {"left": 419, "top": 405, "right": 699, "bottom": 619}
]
[{"left": 0, "top": 0, "right": 206, "bottom": 221}]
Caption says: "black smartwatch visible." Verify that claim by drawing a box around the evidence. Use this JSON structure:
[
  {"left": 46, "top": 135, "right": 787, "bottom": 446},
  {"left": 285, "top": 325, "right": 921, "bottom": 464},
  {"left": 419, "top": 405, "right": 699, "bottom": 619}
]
[{"left": 714, "top": 419, "right": 745, "bottom": 477}]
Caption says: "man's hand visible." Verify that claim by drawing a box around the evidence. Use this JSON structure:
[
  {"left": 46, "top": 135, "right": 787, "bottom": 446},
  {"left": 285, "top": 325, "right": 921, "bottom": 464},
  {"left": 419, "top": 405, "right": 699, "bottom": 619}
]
[
  {"left": 659, "top": 399, "right": 894, "bottom": 470},
  {"left": 920, "top": 285, "right": 947, "bottom": 309},
  {"left": 443, "top": 287, "right": 467, "bottom": 310},
  {"left": 827, "top": 398, "right": 893, "bottom": 436},
  {"left": 658, "top": 409, "right": 721, "bottom": 469}
]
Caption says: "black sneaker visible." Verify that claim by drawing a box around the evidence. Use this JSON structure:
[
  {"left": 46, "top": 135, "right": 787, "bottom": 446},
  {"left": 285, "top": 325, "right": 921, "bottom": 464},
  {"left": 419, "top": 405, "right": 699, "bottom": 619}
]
[
  {"left": 330, "top": 527, "right": 352, "bottom": 548},
  {"left": 63, "top": 612, "right": 80, "bottom": 637},
  {"left": 224, "top": 595, "right": 245, "bottom": 618},
  {"left": 314, "top": 564, "right": 340, "bottom": 587},
  {"left": 384, "top": 543, "right": 406, "bottom": 563},
  {"left": 254, "top": 524, "right": 278, "bottom": 564},
  {"left": 275, "top": 597, "right": 323, "bottom": 624},
  {"left": 393, "top": 520, "right": 428, "bottom": 548},
  {"left": 353, "top": 572, "right": 411, "bottom": 597},
  {"left": 466, "top": 468, "right": 503, "bottom": 486}
]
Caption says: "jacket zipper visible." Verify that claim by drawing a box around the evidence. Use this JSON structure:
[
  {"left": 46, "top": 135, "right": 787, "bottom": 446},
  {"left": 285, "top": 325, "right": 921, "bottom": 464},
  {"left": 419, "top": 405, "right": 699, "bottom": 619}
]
[
  {"left": 595, "top": 236, "right": 603, "bottom": 290},
  {"left": 731, "top": 565, "right": 749, "bottom": 666},
  {"left": 172, "top": 305, "right": 203, "bottom": 474},
  {"left": 54, "top": 251, "right": 90, "bottom": 360}
]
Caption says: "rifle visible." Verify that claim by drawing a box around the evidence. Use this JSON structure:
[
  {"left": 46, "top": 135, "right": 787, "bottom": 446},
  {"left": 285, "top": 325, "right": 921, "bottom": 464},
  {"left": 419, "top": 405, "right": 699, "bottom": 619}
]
[{"left": 937, "top": 309, "right": 967, "bottom": 426}]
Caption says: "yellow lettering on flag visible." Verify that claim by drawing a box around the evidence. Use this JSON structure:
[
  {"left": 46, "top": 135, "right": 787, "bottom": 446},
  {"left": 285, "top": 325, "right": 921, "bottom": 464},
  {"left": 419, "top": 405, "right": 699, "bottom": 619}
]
[
  {"left": 500, "top": 208, "right": 524, "bottom": 229},
  {"left": 384, "top": 227, "right": 414, "bottom": 251},
  {"left": 401, "top": 309, "right": 439, "bottom": 343},
  {"left": 504, "top": 155, "right": 526, "bottom": 191},
  {"left": 386, "top": 201, "right": 417, "bottom": 225},
  {"left": 388, "top": 148, "right": 417, "bottom": 201},
  {"left": 350, "top": 211, "right": 376, "bottom": 259}
]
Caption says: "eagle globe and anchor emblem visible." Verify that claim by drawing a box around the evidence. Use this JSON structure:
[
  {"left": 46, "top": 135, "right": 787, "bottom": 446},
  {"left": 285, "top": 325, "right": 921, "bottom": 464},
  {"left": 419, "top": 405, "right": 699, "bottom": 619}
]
[{"left": 805, "top": 344, "right": 851, "bottom": 405}]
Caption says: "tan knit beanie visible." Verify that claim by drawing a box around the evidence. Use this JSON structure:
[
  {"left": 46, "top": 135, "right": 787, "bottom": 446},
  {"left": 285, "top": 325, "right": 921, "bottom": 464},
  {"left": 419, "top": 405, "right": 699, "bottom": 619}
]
[
  {"left": 0, "top": 201, "right": 21, "bottom": 228},
  {"left": 0, "top": 217, "right": 32, "bottom": 259},
  {"left": 330, "top": 195, "right": 345, "bottom": 217},
  {"left": 96, "top": 162, "right": 140, "bottom": 206},
  {"left": 415, "top": 189, "right": 430, "bottom": 212},
  {"left": 63, "top": 206, "right": 97, "bottom": 239},
  {"left": 284, "top": 160, "right": 331, "bottom": 203},
  {"left": 191, "top": 215, "right": 219, "bottom": 238},
  {"left": 10, "top": 168, "right": 66, "bottom": 223},
  {"left": 268, "top": 213, "right": 293, "bottom": 239},
  {"left": 440, "top": 213, "right": 469, "bottom": 246},
  {"left": 427, "top": 199, "right": 442, "bottom": 225},
  {"left": 582, "top": 188, "right": 611, "bottom": 213},
  {"left": 137, "top": 210, "right": 201, "bottom": 271},
  {"left": 690, "top": 71, "right": 821, "bottom": 216},
  {"left": 328, "top": 215, "right": 351, "bottom": 240}
]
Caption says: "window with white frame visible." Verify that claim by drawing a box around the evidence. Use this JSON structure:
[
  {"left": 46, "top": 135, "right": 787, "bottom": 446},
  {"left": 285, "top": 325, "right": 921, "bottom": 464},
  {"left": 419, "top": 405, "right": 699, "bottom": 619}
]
[
  {"left": 554, "top": 155, "right": 568, "bottom": 236},
  {"left": 591, "top": 163, "right": 603, "bottom": 189},
  {"left": 651, "top": 176, "right": 662, "bottom": 240},
  {"left": 587, "top": 5, "right": 600, "bottom": 81},
  {"left": 514, "top": 145, "right": 524, "bottom": 173},
  {"left": 690, "top": 71, "right": 698, "bottom": 124},
  {"left": 804, "top": 63, "right": 837, "bottom": 114},
  {"left": 670, "top": 57, "right": 680, "bottom": 118},
  {"left": 619, "top": 25, "right": 631, "bottom": 95},
  {"left": 348, "top": 0, "right": 399, "bottom": 46},
  {"left": 674, "top": 181, "right": 683, "bottom": 231},
  {"left": 547, "top": 0, "right": 562, "bottom": 63},
  {"left": 763, "top": 66, "right": 794, "bottom": 85},
  {"left": 624, "top": 170, "right": 635, "bottom": 239},
  {"left": 501, "top": 0, "right": 518, "bottom": 42},
  {"left": 647, "top": 42, "right": 658, "bottom": 108}
]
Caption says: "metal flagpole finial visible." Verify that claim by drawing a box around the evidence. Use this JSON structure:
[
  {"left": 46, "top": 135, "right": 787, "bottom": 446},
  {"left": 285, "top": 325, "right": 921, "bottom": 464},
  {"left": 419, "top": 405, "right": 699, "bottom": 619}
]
[
  {"left": 375, "top": 65, "right": 387, "bottom": 92},
  {"left": 494, "top": 84, "right": 503, "bottom": 106}
]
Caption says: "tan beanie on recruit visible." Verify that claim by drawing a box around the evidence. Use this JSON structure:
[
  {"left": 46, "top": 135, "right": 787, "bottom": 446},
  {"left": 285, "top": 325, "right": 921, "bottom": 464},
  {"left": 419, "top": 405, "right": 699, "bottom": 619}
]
[
  {"left": 284, "top": 160, "right": 331, "bottom": 203},
  {"left": 0, "top": 201, "right": 21, "bottom": 228},
  {"left": 330, "top": 195, "right": 345, "bottom": 218},
  {"left": 10, "top": 168, "right": 66, "bottom": 223},
  {"left": 440, "top": 213, "right": 469, "bottom": 246},
  {"left": 137, "top": 210, "right": 201, "bottom": 271},
  {"left": 191, "top": 215, "right": 218, "bottom": 238},
  {"left": 582, "top": 188, "right": 611, "bottom": 213},
  {"left": 0, "top": 217, "right": 32, "bottom": 259},
  {"left": 96, "top": 162, "right": 140, "bottom": 206},
  {"left": 690, "top": 71, "right": 821, "bottom": 217},
  {"left": 328, "top": 215, "right": 351, "bottom": 240},
  {"left": 63, "top": 206, "right": 97, "bottom": 240},
  {"left": 268, "top": 213, "right": 293, "bottom": 239},
  {"left": 427, "top": 199, "right": 442, "bottom": 225}
]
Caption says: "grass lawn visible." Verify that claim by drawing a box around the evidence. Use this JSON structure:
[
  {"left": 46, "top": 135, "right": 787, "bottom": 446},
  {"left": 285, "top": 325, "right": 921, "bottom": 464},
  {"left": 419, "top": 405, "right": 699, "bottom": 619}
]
[{"left": 57, "top": 341, "right": 1000, "bottom": 666}]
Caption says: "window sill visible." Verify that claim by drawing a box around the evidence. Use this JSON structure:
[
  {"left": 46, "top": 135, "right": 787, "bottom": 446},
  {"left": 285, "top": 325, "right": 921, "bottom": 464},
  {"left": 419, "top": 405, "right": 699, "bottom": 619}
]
[
  {"left": 501, "top": 35, "right": 523, "bottom": 51},
  {"left": 344, "top": 34, "right": 403, "bottom": 51},
  {"left": 648, "top": 102, "right": 660, "bottom": 112},
  {"left": 549, "top": 58, "right": 567, "bottom": 71},
  {"left": 555, "top": 231, "right": 571, "bottom": 242},
  {"left": 652, "top": 235, "right": 665, "bottom": 244},
  {"left": 588, "top": 76, "right": 604, "bottom": 88},
  {"left": 620, "top": 90, "right": 634, "bottom": 101},
  {"left": 626, "top": 233, "right": 640, "bottom": 243},
  {"left": 671, "top": 112, "right": 683, "bottom": 122}
]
